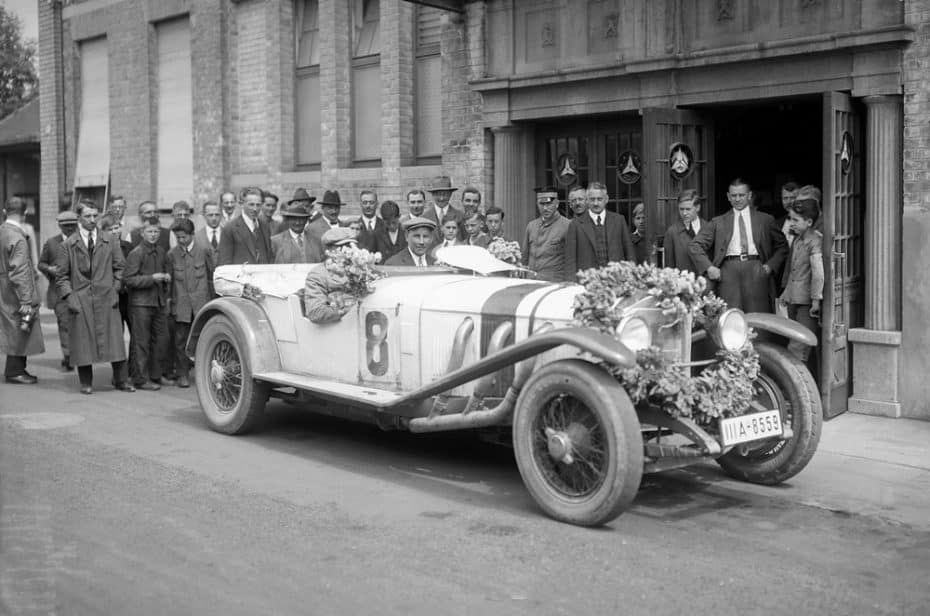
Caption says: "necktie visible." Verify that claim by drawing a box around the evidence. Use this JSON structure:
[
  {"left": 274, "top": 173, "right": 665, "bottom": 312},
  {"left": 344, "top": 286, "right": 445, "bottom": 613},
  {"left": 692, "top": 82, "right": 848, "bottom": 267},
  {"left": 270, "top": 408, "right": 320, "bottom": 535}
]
[
  {"left": 596, "top": 215, "right": 603, "bottom": 226},
  {"left": 737, "top": 211, "right": 750, "bottom": 255},
  {"left": 87, "top": 232, "right": 95, "bottom": 255},
  {"left": 369, "top": 220, "right": 374, "bottom": 231},
  {"left": 297, "top": 234, "right": 304, "bottom": 249},
  {"left": 211, "top": 231, "right": 218, "bottom": 249},
  {"left": 686, "top": 224, "right": 695, "bottom": 238}
]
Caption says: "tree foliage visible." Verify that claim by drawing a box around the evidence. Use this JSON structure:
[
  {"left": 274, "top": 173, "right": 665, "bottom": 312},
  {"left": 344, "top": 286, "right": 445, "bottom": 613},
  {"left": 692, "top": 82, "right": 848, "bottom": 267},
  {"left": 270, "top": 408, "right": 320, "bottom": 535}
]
[{"left": 0, "top": 6, "right": 38, "bottom": 119}]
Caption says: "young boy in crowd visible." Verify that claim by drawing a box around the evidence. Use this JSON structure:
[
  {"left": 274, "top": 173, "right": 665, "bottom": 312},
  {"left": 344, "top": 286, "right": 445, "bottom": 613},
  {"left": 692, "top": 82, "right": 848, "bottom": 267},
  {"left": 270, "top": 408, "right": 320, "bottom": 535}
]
[
  {"left": 778, "top": 198, "right": 823, "bottom": 362},
  {"left": 124, "top": 222, "right": 171, "bottom": 390},
  {"left": 463, "top": 212, "right": 491, "bottom": 248},
  {"left": 166, "top": 218, "right": 214, "bottom": 387}
]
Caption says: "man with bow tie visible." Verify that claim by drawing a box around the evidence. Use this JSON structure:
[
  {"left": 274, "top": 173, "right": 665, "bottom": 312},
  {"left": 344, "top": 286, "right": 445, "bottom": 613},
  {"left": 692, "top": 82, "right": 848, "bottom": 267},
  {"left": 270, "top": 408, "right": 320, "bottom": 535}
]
[
  {"left": 689, "top": 178, "right": 788, "bottom": 313},
  {"left": 662, "top": 189, "right": 707, "bottom": 274}
]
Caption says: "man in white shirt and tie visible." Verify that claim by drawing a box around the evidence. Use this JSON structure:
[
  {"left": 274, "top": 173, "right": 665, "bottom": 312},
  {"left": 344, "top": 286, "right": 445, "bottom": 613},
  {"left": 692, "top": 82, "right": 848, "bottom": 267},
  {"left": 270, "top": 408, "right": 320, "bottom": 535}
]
[
  {"left": 662, "top": 188, "right": 707, "bottom": 274},
  {"left": 271, "top": 202, "right": 314, "bottom": 264},
  {"left": 195, "top": 201, "right": 223, "bottom": 263},
  {"left": 357, "top": 190, "right": 383, "bottom": 252},
  {"left": 385, "top": 217, "right": 437, "bottom": 267},
  {"left": 689, "top": 178, "right": 788, "bottom": 313}
]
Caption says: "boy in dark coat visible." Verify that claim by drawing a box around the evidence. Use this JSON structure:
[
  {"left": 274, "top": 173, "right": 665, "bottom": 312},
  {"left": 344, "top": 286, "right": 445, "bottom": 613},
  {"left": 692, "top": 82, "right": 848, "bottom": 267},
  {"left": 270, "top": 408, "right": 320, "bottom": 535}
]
[
  {"left": 124, "top": 222, "right": 171, "bottom": 390},
  {"left": 167, "top": 218, "right": 214, "bottom": 387}
]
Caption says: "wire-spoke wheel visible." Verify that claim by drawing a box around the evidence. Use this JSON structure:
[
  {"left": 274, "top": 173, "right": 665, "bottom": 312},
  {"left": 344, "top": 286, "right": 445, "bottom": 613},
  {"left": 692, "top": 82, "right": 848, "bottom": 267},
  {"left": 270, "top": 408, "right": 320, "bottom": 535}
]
[
  {"left": 513, "top": 359, "right": 642, "bottom": 527},
  {"left": 194, "top": 315, "right": 268, "bottom": 435},
  {"left": 717, "top": 342, "right": 822, "bottom": 484}
]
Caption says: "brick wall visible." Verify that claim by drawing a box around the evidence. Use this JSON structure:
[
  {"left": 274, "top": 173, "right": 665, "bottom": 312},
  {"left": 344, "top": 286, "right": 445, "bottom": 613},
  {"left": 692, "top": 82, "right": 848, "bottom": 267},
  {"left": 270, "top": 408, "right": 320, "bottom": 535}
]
[
  {"left": 904, "top": 0, "right": 930, "bottom": 209},
  {"left": 233, "top": 0, "right": 268, "bottom": 175}
]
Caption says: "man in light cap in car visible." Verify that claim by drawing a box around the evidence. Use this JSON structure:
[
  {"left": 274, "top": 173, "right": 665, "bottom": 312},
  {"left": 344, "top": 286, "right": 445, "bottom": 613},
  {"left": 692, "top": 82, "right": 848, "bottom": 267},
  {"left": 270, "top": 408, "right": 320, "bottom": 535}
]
[
  {"left": 523, "top": 186, "right": 570, "bottom": 281},
  {"left": 385, "top": 216, "right": 437, "bottom": 267},
  {"left": 304, "top": 227, "right": 360, "bottom": 323}
]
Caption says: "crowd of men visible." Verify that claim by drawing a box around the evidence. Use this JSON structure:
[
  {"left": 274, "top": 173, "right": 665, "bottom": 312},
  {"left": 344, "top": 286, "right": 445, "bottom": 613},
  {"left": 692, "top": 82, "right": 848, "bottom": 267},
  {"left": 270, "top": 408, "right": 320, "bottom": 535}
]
[{"left": 0, "top": 174, "right": 823, "bottom": 392}]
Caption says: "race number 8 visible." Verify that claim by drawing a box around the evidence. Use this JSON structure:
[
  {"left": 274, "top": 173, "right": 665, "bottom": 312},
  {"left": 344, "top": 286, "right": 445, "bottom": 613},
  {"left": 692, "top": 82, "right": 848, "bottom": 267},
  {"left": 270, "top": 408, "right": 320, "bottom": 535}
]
[{"left": 365, "top": 311, "right": 389, "bottom": 376}]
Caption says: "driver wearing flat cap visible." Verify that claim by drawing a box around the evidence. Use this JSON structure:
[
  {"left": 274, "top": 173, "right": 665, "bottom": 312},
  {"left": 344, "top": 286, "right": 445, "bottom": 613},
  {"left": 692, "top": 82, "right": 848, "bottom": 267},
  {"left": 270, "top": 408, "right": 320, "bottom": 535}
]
[
  {"left": 303, "top": 227, "right": 360, "bottom": 323},
  {"left": 384, "top": 216, "right": 437, "bottom": 267}
]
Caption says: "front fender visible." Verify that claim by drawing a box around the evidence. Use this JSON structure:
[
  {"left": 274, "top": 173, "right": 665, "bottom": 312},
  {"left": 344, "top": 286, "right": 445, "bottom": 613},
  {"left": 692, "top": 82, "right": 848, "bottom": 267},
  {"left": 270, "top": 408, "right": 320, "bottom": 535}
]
[
  {"left": 746, "top": 312, "right": 818, "bottom": 347},
  {"left": 186, "top": 297, "right": 282, "bottom": 374}
]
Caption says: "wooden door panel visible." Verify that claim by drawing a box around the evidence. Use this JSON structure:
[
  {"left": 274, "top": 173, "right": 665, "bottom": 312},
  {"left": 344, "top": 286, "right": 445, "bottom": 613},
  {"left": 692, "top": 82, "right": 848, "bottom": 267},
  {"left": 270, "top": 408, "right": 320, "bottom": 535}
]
[{"left": 821, "top": 92, "right": 863, "bottom": 419}]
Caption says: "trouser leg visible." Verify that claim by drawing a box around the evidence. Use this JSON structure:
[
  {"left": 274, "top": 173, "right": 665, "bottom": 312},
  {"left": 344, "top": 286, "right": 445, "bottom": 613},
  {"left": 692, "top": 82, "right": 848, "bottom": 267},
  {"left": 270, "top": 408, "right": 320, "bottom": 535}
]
[
  {"left": 54, "top": 300, "right": 70, "bottom": 359},
  {"left": 4, "top": 355, "right": 26, "bottom": 377},
  {"left": 174, "top": 321, "right": 191, "bottom": 377},
  {"left": 738, "top": 260, "right": 773, "bottom": 314},
  {"left": 787, "top": 303, "right": 818, "bottom": 362},
  {"left": 163, "top": 315, "right": 177, "bottom": 378},
  {"left": 717, "top": 260, "right": 742, "bottom": 310},
  {"left": 111, "top": 360, "right": 128, "bottom": 385},
  {"left": 77, "top": 365, "right": 93, "bottom": 387},
  {"left": 129, "top": 305, "right": 153, "bottom": 385},
  {"left": 149, "top": 309, "right": 168, "bottom": 381}
]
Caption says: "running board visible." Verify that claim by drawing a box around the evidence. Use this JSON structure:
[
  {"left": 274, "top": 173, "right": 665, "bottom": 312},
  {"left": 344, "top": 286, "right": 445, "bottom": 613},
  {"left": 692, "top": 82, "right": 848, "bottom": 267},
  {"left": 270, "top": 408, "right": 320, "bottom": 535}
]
[{"left": 254, "top": 371, "right": 404, "bottom": 408}]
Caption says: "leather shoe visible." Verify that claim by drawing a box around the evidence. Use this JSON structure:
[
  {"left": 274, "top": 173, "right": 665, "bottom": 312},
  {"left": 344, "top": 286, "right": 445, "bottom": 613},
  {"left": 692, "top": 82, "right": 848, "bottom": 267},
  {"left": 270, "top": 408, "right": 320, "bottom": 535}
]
[
  {"left": 177, "top": 376, "right": 190, "bottom": 388},
  {"left": 5, "top": 374, "right": 37, "bottom": 385},
  {"left": 114, "top": 382, "right": 136, "bottom": 392},
  {"left": 137, "top": 382, "right": 160, "bottom": 391},
  {"left": 160, "top": 377, "right": 177, "bottom": 387},
  {"left": 80, "top": 385, "right": 93, "bottom": 395}
]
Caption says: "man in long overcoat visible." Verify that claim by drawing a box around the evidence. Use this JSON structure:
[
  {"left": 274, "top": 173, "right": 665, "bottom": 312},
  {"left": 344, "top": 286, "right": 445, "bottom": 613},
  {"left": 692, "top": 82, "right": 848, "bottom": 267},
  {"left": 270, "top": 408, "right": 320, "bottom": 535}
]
[
  {"left": 38, "top": 210, "right": 80, "bottom": 370},
  {"left": 56, "top": 199, "right": 136, "bottom": 395},
  {"left": 0, "top": 196, "right": 44, "bottom": 383}
]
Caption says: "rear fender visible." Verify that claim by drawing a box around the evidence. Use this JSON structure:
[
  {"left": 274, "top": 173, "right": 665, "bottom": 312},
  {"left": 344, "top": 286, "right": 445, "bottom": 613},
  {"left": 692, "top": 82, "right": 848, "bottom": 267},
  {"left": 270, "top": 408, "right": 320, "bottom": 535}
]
[
  {"left": 186, "top": 297, "right": 282, "bottom": 374},
  {"left": 745, "top": 312, "right": 817, "bottom": 347}
]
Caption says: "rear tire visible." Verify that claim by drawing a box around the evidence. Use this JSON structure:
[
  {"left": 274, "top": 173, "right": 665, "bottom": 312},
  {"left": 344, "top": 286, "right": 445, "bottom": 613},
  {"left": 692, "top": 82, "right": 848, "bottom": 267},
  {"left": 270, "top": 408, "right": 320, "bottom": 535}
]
[
  {"left": 512, "top": 359, "right": 643, "bottom": 526},
  {"left": 194, "top": 315, "right": 269, "bottom": 435},
  {"left": 717, "top": 342, "right": 822, "bottom": 484}
]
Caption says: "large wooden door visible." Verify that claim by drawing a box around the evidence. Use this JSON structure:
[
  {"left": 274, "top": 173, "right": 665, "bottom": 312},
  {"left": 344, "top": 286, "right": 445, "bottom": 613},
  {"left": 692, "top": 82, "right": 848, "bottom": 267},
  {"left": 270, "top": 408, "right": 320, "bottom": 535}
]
[
  {"left": 642, "top": 109, "right": 715, "bottom": 266},
  {"left": 821, "top": 93, "right": 864, "bottom": 419}
]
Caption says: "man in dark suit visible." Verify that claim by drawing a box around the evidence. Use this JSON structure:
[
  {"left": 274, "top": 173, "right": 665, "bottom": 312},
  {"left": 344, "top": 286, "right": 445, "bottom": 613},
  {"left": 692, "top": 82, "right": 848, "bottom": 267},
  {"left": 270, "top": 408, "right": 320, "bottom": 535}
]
[
  {"left": 564, "top": 182, "right": 635, "bottom": 280},
  {"left": 217, "top": 186, "right": 273, "bottom": 266},
  {"left": 385, "top": 217, "right": 437, "bottom": 266},
  {"left": 422, "top": 177, "right": 464, "bottom": 243},
  {"left": 271, "top": 202, "right": 316, "bottom": 264},
  {"left": 662, "top": 189, "right": 707, "bottom": 274},
  {"left": 373, "top": 201, "right": 406, "bottom": 262},
  {"left": 194, "top": 200, "right": 223, "bottom": 263},
  {"left": 356, "top": 190, "right": 383, "bottom": 252},
  {"left": 689, "top": 178, "right": 788, "bottom": 313},
  {"left": 305, "top": 190, "right": 346, "bottom": 262}
]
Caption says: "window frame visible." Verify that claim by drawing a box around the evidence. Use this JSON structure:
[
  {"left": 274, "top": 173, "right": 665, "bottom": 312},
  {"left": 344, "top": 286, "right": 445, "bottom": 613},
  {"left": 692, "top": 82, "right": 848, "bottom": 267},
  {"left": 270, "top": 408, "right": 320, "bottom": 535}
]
[{"left": 295, "top": 0, "right": 322, "bottom": 168}]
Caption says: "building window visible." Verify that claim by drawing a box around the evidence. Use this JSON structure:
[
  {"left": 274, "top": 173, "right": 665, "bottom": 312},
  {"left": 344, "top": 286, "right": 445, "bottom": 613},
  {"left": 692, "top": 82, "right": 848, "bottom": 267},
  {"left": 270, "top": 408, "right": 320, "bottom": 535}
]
[
  {"left": 156, "top": 17, "right": 194, "bottom": 211},
  {"left": 296, "top": 0, "right": 321, "bottom": 166},
  {"left": 352, "top": 0, "right": 381, "bottom": 163},
  {"left": 74, "top": 37, "right": 110, "bottom": 194},
  {"left": 415, "top": 6, "right": 442, "bottom": 163}
]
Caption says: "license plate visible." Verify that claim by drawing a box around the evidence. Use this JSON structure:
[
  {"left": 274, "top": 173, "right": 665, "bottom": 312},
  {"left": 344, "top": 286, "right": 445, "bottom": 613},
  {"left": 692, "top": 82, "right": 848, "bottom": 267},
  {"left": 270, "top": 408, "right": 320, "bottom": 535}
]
[{"left": 719, "top": 410, "right": 783, "bottom": 446}]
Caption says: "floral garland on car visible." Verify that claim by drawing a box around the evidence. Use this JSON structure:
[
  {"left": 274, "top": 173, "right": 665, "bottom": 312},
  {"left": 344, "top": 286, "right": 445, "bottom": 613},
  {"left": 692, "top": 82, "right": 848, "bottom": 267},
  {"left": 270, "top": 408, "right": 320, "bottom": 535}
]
[
  {"left": 571, "top": 261, "right": 759, "bottom": 426},
  {"left": 324, "top": 245, "right": 384, "bottom": 299},
  {"left": 487, "top": 238, "right": 522, "bottom": 265}
]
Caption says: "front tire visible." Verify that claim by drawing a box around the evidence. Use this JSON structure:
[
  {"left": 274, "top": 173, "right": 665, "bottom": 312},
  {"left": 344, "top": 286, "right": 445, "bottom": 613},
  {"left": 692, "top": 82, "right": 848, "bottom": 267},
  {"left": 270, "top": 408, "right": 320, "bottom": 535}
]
[
  {"left": 194, "top": 315, "right": 269, "bottom": 435},
  {"left": 717, "top": 341, "right": 822, "bottom": 484},
  {"left": 512, "top": 359, "right": 643, "bottom": 526}
]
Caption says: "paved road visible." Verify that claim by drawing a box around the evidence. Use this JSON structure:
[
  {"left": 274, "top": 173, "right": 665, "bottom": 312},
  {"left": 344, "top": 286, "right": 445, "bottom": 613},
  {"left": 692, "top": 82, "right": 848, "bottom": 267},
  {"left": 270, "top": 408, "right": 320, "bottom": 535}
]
[{"left": 1, "top": 336, "right": 928, "bottom": 615}]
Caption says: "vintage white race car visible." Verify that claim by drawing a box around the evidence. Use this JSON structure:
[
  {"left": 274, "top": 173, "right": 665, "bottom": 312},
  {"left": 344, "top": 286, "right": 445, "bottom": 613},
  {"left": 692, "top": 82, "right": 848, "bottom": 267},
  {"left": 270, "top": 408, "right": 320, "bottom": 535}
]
[{"left": 187, "top": 247, "right": 822, "bottom": 527}]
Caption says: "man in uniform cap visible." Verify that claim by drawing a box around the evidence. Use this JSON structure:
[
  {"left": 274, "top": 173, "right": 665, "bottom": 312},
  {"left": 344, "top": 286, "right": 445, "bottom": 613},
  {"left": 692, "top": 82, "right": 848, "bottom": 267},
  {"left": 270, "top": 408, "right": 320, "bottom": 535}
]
[
  {"left": 38, "top": 210, "right": 80, "bottom": 370},
  {"left": 523, "top": 186, "right": 570, "bottom": 281},
  {"left": 306, "top": 190, "right": 347, "bottom": 262},
  {"left": 271, "top": 202, "right": 316, "bottom": 264},
  {"left": 303, "top": 227, "right": 360, "bottom": 324},
  {"left": 385, "top": 217, "right": 437, "bottom": 267}
]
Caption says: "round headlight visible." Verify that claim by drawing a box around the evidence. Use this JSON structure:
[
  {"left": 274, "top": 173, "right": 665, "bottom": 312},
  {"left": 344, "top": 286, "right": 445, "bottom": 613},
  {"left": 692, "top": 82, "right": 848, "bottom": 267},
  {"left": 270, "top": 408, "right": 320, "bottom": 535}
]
[
  {"left": 715, "top": 309, "right": 748, "bottom": 351},
  {"left": 615, "top": 316, "right": 652, "bottom": 352}
]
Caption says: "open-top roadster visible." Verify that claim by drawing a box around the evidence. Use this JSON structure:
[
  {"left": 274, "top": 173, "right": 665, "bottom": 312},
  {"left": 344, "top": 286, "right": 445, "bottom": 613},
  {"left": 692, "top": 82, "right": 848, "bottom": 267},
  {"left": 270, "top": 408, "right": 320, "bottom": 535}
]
[{"left": 187, "top": 247, "right": 821, "bottom": 526}]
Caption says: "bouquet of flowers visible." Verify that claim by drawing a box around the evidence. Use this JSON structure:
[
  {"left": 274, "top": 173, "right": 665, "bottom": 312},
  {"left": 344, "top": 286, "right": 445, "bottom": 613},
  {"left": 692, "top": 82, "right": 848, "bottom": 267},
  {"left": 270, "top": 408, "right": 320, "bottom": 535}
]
[
  {"left": 324, "top": 245, "right": 384, "bottom": 299},
  {"left": 487, "top": 237, "right": 522, "bottom": 265}
]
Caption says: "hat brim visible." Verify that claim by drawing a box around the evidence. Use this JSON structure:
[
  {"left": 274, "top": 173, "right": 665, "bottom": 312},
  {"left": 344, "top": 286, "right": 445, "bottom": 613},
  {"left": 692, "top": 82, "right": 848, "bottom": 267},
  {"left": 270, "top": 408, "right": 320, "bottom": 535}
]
[
  {"left": 288, "top": 197, "right": 316, "bottom": 205},
  {"left": 427, "top": 187, "right": 457, "bottom": 193},
  {"left": 281, "top": 211, "right": 311, "bottom": 218},
  {"left": 317, "top": 201, "right": 344, "bottom": 207}
]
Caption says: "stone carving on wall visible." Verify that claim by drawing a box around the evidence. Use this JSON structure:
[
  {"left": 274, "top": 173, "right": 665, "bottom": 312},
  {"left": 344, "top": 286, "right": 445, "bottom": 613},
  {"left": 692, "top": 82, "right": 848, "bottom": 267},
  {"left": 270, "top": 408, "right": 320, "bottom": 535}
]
[
  {"left": 717, "top": 0, "right": 735, "bottom": 21},
  {"left": 542, "top": 22, "right": 555, "bottom": 47},
  {"left": 605, "top": 14, "right": 619, "bottom": 38}
]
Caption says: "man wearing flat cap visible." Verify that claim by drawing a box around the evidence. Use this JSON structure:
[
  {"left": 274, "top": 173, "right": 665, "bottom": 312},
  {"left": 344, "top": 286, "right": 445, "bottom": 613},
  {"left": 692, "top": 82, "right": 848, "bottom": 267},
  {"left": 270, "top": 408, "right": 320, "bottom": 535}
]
[
  {"left": 523, "top": 187, "right": 570, "bottom": 281},
  {"left": 38, "top": 210, "right": 80, "bottom": 370},
  {"left": 304, "top": 228, "right": 359, "bottom": 323},
  {"left": 422, "top": 176, "right": 465, "bottom": 243},
  {"left": 271, "top": 202, "right": 316, "bottom": 264},
  {"left": 306, "top": 190, "right": 347, "bottom": 262},
  {"left": 385, "top": 217, "right": 437, "bottom": 267}
]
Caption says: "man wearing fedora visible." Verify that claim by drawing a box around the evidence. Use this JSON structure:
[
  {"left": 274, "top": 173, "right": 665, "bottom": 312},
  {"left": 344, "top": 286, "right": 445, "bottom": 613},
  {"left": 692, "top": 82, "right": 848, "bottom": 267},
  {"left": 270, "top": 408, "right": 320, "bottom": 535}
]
[
  {"left": 306, "top": 190, "right": 347, "bottom": 262},
  {"left": 217, "top": 186, "right": 273, "bottom": 266},
  {"left": 385, "top": 217, "right": 438, "bottom": 267},
  {"left": 422, "top": 177, "right": 464, "bottom": 243},
  {"left": 288, "top": 187, "right": 317, "bottom": 219},
  {"left": 272, "top": 202, "right": 316, "bottom": 264}
]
